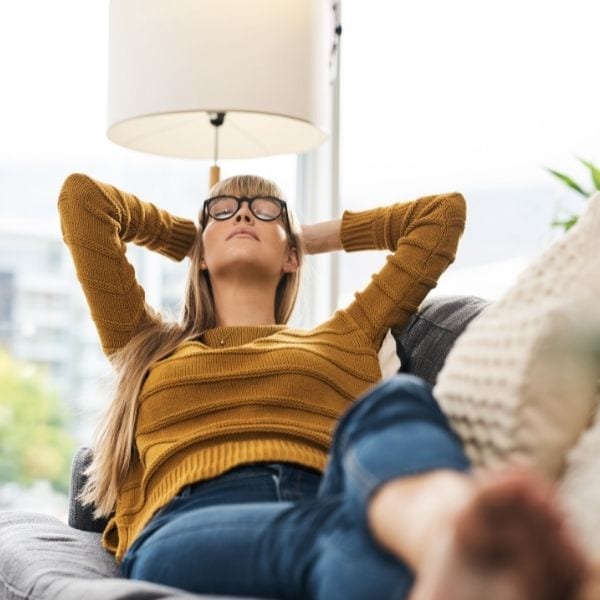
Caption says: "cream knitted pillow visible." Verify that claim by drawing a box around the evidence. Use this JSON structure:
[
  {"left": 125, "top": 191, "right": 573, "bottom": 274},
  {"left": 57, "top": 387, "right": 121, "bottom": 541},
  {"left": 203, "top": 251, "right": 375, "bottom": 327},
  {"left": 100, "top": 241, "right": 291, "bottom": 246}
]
[
  {"left": 433, "top": 192, "right": 600, "bottom": 479},
  {"left": 559, "top": 403, "right": 600, "bottom": 559},
  {"left": 378, "top": 329, "right": 401, "bottom": 379}
]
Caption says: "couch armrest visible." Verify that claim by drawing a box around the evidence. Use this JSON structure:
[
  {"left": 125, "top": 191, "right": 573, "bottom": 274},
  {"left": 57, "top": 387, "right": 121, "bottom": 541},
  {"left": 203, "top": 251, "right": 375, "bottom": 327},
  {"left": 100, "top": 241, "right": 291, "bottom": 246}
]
[{"left": 68, "top": 446, "right": 112, "bottom": 532}]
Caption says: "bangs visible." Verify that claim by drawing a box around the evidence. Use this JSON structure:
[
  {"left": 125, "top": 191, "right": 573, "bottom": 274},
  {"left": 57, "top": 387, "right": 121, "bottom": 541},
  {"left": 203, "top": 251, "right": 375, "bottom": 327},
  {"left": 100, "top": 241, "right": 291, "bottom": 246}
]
[
  {"left": 209, "top": 175, "right": 286, "bottom": 201},
  {"left": 200, "top": 174, "right": 299, "bottom": 236}
]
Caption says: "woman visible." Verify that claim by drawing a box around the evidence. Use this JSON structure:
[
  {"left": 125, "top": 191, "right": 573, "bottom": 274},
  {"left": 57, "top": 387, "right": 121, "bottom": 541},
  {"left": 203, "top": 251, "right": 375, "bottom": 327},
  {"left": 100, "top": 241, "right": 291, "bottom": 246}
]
[{"left": 58, "top": 172, "right": 591, "bottom": 599}]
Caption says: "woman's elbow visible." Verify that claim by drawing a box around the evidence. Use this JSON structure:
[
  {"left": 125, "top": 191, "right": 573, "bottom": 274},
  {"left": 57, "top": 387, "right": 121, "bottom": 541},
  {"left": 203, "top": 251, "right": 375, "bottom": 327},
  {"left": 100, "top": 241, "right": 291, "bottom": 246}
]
[
  {"left": 436, "top": 192, "right": 467, "bottom": 225},
  {"left": 57, "top": 172, "right": 95, "bottom": 214}
]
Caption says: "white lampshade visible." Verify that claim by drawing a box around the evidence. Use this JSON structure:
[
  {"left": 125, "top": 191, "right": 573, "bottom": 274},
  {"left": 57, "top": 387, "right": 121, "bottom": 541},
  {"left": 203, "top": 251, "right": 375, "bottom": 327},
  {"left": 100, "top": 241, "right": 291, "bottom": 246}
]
[{"left": 107, "top": 0, "right": 332, "bottom": 160}]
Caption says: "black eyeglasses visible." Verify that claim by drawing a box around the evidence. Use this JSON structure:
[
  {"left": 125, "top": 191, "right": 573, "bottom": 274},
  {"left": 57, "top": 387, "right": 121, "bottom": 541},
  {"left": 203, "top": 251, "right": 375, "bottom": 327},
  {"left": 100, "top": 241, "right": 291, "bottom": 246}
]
[{"left": 201, "top": 195, "right": 290, "bottom": 232}]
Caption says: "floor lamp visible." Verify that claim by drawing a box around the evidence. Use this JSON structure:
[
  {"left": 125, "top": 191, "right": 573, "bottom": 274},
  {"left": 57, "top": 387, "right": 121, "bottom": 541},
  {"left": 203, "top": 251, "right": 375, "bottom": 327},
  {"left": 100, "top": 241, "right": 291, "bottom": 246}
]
[{"left": 106, "top": 0, "right": 333, "bottom": 191}]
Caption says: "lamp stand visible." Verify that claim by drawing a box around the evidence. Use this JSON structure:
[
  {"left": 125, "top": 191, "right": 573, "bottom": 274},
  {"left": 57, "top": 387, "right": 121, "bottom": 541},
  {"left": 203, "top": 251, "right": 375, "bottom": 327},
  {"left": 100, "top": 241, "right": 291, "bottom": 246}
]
[
  {"left": 209, "top": 165, "right": 221, "bottom": 189},
  {"left": 208, "top": 112, "right": 226, "bottom": 190}
]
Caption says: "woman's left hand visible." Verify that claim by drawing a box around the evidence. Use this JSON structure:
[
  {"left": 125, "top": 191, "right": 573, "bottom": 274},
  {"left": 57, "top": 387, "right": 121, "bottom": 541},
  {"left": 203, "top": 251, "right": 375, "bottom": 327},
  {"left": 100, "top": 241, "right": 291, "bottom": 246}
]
[{"left": 300, "top": 220, "right": 342, "bottom": 255}]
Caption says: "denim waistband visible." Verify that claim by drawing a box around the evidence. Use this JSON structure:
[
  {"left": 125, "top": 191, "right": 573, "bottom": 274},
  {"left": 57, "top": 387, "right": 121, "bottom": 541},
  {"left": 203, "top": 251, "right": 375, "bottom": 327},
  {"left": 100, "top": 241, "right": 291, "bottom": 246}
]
[{"left": 180, "top": 461, "right": 322, "bottom": 495}]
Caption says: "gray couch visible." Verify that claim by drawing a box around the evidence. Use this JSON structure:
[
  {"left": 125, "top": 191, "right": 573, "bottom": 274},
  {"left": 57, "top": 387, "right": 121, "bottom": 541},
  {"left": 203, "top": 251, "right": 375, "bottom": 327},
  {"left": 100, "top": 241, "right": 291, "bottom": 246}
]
[{"left": 0, "top": 294, "right": 490, "bottom": 600}]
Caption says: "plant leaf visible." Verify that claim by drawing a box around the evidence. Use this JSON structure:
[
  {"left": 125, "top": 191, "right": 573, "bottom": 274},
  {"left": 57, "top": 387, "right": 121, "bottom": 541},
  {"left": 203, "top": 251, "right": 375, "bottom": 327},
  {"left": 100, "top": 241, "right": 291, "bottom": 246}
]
[
  {"left": 577, "top": 157, "right": 600, "bottom": 191},
  {"left": 551, "top": 215, "right": 579, "bottom": 231},
  {"left": 545, "top": 167, "right": 589, "bottom": 196}
]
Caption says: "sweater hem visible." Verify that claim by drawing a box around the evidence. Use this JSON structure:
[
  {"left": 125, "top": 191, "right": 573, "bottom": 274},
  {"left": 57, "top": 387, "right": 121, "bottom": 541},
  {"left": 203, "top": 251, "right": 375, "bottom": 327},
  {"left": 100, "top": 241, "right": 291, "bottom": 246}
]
[{"left": 104, "top": 438, "right": 328, "bottom": 563}]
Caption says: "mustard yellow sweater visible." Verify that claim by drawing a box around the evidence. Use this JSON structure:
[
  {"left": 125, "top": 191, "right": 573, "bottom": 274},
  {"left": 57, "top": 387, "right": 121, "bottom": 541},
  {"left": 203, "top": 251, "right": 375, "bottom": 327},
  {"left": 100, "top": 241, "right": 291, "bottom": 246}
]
[{"left": 58, "top": 173, "right": 466, "bottom": 563}]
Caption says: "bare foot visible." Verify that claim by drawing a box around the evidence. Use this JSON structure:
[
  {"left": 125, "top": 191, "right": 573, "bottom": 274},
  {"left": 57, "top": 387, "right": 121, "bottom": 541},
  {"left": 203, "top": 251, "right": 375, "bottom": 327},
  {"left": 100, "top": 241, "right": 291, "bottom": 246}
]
[
  {"left": 576, "top": 564, "right": 600, "bottom": 600},
  {"left": 409, "top": 468, "right": 589, "bottom": 600}
]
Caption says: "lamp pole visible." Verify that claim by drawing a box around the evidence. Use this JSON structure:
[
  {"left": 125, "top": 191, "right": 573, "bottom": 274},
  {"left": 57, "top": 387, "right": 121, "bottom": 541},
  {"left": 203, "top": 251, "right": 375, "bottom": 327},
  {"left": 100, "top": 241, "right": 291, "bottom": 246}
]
[
  {"left": 330, "top": 0, "right": 342, "bottom": 316},
  {"left": 209, "top": 112, "right": 226, "bottom": 190}
]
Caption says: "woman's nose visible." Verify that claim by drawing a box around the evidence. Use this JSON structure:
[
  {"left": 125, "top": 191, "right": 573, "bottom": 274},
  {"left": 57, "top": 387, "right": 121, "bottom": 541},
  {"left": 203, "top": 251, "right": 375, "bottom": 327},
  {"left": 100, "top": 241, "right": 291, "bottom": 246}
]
[{"left": 235, "top": 203, "right": 253, "bottom": 222}]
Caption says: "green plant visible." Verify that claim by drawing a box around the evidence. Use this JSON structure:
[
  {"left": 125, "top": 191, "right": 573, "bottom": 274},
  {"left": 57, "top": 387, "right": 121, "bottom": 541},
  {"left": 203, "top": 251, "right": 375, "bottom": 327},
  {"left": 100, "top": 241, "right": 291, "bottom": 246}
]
[
  {"left": 546, "top": 158, "right": 600, "bottom": 231},
  {"left": 0, "top": 348, "right": 76, "bottom": 495}
]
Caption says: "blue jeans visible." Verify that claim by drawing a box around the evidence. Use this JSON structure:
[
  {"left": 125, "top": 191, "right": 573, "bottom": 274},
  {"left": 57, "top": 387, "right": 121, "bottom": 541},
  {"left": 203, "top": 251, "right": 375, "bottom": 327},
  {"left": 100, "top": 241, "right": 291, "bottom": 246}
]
[{"left": 120, "top": 374, "right": 470, "bottom": 599}]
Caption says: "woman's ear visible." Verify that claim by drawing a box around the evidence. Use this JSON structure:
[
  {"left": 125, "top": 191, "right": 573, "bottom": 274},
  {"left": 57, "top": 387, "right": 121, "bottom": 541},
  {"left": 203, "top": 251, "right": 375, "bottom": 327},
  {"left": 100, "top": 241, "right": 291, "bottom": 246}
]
[{"left": 282, "top": 247, "right": 299, "bottom": 273}]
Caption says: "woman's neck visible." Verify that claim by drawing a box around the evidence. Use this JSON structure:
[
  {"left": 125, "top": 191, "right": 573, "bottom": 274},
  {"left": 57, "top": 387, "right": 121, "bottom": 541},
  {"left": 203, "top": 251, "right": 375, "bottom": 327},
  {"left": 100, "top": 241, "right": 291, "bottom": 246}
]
[{"left": 211, "top": 278, "right": 277, "bottom": 327}]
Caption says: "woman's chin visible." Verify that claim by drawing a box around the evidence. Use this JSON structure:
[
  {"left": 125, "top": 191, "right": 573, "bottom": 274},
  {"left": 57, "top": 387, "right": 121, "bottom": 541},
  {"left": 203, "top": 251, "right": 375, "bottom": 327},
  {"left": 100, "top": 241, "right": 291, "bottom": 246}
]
[{"left": 209, "top": 259, "right": 280, "bottom": 282}]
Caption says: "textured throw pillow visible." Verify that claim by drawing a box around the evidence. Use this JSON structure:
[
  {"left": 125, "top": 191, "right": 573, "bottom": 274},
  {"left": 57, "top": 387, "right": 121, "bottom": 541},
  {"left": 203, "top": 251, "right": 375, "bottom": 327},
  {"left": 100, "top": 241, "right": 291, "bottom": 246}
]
[
  {"left": 559, "top": 403, "right": 600, "bottom": 559},
  {"left": 433, "top": 191, "right": 600, "bottom": 479},
  {"left": 378, "top": 329, "right": 401, "bottom": 379}
]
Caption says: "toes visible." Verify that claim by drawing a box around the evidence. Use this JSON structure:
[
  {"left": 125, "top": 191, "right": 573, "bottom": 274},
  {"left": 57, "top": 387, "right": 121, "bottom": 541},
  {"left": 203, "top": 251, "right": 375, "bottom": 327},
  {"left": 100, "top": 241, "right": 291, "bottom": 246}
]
[
  {"left": 454, "top": 468, "right": 588, "bottom": 600},
  {"left": 577, "top": 565, "right": 600, "bottom": 600}
]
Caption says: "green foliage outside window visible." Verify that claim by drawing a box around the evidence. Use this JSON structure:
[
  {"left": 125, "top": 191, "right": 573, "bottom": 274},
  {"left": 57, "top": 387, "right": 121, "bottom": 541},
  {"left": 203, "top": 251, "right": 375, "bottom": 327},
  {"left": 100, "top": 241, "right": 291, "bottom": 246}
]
[
  {"left": 0, "top": 348, "right": 76, "bottom": 495},
  {"left": 546, "top": 158, "right": 600, "bottom": 231}
]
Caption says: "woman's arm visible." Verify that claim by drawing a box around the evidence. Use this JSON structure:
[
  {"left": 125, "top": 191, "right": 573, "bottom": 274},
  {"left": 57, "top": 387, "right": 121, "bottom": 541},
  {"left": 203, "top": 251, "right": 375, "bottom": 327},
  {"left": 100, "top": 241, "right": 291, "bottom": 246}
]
[
  {"left": 301, "top": 220, "right": 343, "bottom": 255},
  {"left": 334, "top": 193, "right": 467, "bottom": 348},
  {"left": 58, "top": 173, "right": 197, "bottom": 358}
]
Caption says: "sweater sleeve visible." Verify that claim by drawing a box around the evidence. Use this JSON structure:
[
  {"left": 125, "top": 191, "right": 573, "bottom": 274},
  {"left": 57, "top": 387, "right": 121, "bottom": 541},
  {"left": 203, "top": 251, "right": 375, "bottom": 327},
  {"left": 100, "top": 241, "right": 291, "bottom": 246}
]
[
  {"left": 339, "top": 192, "right": 467, "bottom": 348},
  {"left": 57, "top": 173, "right": 198, "bottom": 358}
]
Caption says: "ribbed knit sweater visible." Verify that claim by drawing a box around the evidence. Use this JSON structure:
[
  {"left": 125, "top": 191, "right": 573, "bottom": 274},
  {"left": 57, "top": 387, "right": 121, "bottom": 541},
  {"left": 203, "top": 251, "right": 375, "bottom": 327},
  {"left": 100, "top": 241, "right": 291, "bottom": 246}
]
[{"left": 58, "top": 173, "right": 466, "bottom": 563}]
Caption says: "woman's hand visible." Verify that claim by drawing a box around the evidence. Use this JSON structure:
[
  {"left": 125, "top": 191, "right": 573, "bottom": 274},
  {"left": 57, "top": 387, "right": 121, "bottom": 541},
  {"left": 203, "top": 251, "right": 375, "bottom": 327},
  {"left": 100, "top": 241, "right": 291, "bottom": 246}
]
[{"left": 300, "top": 220, "right": 343, "bottom": 255}]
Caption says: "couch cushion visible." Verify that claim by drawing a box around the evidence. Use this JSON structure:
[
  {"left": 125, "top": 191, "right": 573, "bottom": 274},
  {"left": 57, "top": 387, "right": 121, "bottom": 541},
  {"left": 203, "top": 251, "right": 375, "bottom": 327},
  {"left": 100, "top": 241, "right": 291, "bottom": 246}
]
[
  {"left": 0, "top": 511, "right": 261, "bottom": 600},
  {"left": 393, "top": 294, "right": 491, "bottom": 385},
  {"left": 434, "top": 191, "right": 600, "bottom": 479}
]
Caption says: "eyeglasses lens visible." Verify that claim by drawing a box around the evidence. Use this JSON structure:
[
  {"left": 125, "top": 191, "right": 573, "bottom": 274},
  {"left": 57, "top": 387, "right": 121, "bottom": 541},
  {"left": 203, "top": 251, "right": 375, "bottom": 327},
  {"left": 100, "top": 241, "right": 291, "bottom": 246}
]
[{"left": 208, "top": 197, "right": 282, "bottom": 221}]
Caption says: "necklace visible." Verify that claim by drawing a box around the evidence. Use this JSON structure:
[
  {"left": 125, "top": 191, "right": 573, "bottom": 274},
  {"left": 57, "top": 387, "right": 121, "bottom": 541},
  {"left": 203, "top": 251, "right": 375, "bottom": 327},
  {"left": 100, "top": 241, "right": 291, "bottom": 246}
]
[
  {"left": 215, "top": 328, "right": 230, "bottom": 347},
  {"left": 195, "top": 328, "right": 230, "bottom": 347}
]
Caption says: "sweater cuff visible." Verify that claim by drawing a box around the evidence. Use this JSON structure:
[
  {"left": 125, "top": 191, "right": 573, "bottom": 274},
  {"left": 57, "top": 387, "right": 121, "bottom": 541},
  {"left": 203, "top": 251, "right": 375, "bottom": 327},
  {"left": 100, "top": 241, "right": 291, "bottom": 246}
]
[
  {"left": 340, "top": 207, "right": 384, "bottom": 252},
  {"left": 160, "top": 216, "right": 198, "bottom": 262}
]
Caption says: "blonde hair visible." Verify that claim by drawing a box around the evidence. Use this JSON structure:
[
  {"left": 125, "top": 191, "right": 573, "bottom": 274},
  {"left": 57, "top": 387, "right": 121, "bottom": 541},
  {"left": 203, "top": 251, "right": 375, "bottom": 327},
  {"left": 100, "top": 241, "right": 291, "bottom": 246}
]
[{"left": 78, "top": 174, "right": 305, "bottom": 519}]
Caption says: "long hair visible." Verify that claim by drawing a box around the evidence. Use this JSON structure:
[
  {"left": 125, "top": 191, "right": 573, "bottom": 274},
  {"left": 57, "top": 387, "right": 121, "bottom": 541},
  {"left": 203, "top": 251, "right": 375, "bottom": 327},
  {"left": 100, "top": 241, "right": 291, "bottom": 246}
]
[{"left": 77, "top": 175, "right": 305, "bottom": 519}]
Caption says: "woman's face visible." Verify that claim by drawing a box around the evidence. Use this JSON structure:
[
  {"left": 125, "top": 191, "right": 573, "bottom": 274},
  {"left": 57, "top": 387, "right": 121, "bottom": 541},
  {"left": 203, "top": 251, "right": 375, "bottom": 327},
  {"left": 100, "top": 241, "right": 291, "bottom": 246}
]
[{"left": 201, "top": 199, "right": 298, "bottom": 281}]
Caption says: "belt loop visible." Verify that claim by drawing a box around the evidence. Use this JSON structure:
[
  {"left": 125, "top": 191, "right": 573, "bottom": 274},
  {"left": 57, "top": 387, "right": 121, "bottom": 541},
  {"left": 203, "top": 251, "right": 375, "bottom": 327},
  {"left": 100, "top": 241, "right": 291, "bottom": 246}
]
[
  {"left": 270, "top": 469, "right": 282, "bottom": 500},
  {"left": 264, "top": 462, "right": 282, "bottom": 477},
  {"left": 262, "top": 462, "right": 283, "bottom": 500}
]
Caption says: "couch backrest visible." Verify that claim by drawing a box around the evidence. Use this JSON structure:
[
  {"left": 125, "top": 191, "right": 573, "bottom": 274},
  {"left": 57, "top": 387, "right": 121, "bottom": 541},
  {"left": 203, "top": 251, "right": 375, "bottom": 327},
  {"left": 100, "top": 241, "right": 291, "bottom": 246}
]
[{"left": 393, "top": 294, "right": 490, "bottom": 385}]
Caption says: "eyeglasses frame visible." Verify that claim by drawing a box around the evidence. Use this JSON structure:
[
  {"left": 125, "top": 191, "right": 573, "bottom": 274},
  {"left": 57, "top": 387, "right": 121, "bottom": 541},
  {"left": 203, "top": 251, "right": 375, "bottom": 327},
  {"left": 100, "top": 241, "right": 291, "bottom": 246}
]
[{"left": 201, "top": 195, "right": 291, "bottom": 235}]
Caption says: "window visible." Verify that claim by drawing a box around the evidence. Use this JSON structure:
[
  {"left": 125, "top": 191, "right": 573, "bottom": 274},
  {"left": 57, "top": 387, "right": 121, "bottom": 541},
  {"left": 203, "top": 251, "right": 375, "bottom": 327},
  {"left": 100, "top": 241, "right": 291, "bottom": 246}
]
[
  {"left": 336, "top": 1, "right": 599, "bottom": 307},
  {"left": 0, "top": 271, "right": 14, "bottom": 325}
]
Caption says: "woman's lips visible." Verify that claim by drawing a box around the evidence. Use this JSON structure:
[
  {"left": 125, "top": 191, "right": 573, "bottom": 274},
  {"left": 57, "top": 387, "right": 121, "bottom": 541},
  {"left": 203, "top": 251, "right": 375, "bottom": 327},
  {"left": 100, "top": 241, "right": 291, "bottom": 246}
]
[{"left": 227, "top": 229, "right": 258, "bottom": 240}]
